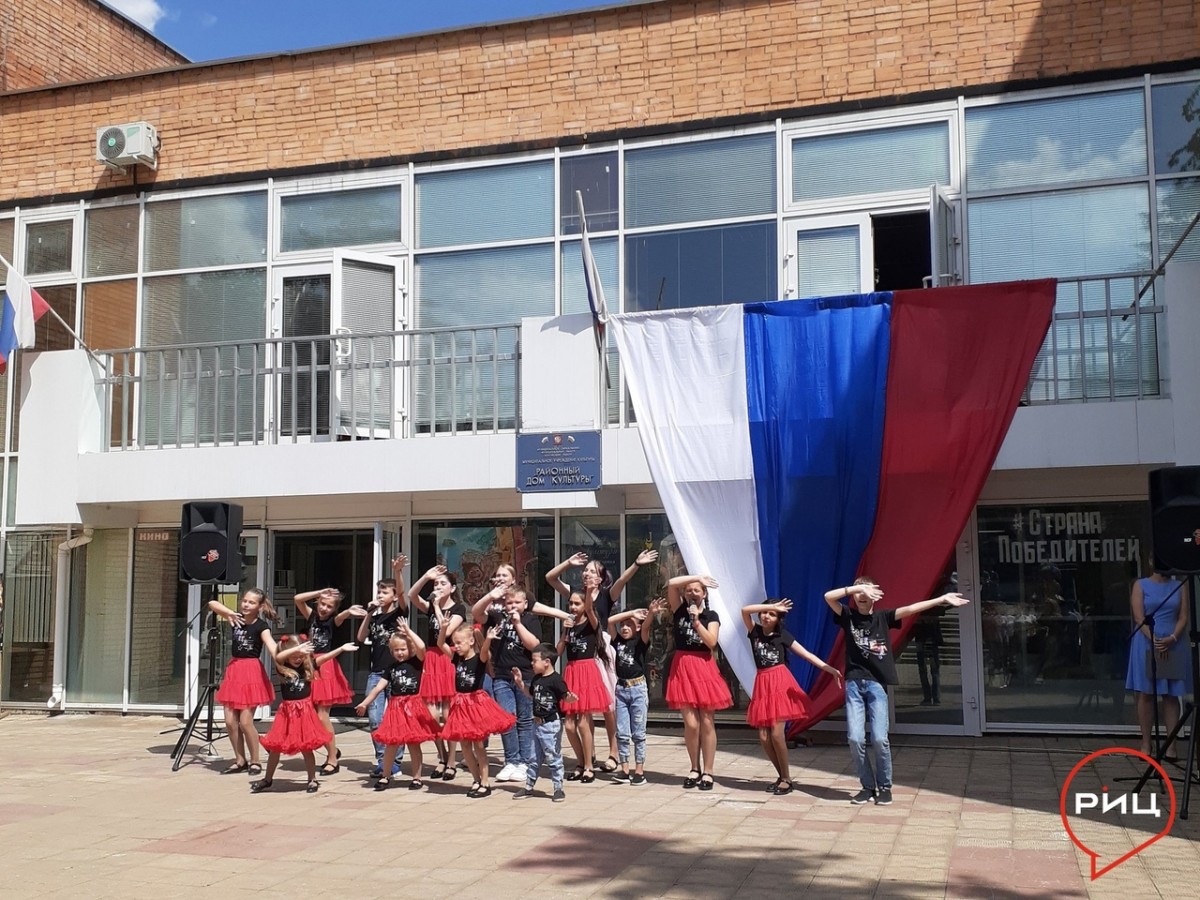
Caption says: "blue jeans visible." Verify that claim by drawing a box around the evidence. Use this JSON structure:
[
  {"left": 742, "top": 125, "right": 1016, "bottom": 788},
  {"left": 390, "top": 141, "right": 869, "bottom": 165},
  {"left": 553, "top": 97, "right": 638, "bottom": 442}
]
[
  {"left": 615, "top": 681, "right": 648, "bottom": 765},
  {"left": 366, "top": 672, "right": 403, "bottom": 767},
  {"left": 526, "top": 718, "right": 565, "bottom": 791},
  {"left": 491, "top": 677, "right": 534, "bottom": 766},
  {"left": 845, "top": 678, "right": 891, "bottom": 791}
]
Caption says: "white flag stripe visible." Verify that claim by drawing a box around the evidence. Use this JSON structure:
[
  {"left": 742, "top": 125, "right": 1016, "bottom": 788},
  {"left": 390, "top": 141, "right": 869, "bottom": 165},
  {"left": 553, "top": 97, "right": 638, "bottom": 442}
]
[{"left": 5, "top": 263, "right": 41, "bottom": 348}]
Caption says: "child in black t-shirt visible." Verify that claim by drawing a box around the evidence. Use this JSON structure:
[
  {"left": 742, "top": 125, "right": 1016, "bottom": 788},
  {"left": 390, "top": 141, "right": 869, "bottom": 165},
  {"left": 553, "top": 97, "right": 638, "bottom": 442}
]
[
  {"left": 606, "top": 598, "right": 661, "bottom": 785},
  {"left": 512, "top": 644, "right": 577, "bottom": 802},
  {"left": 356, "top": 564, "right": 408, "bottom": 777},
  {"left": 741, "top": 599, "right": 841, "bottom": 795},
  {"left": 356, "top": 621, "right": 441, "bottom": 791},
  {"left": 252, "top": 634, "right": 357, "bottom": 795},
  {"left": 823, "top": 577, "right": 969, "bottom": 805}
]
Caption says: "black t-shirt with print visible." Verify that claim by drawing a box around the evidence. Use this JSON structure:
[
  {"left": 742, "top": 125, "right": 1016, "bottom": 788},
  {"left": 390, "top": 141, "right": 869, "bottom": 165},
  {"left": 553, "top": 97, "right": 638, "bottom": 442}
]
[
  {"left": 453, "top": 653, "right": 487, "bottom": 693},
  {"left": 489, "top": 610, "right": 541, "bottom": 682},
  {"left": 386, "top": 658, "right": 424, "bottom": 697},
  {"left": 614, "top": 634, "right": 648, "bottom": 681},
  {"left": 673, "top": 604, "right": 718, "bottom": 651},
  {"left": 748, "top": 624, "right": 794, "bottom": 670},
  {"left": 231, "top": 618, "right": 270, "bottom": 658},
  {"left": 530, "top": 671, "right": 570, "bottom": 720},
  {"left": 307, "top": 611, "right": 335, "bottom": 654},
  {"left": 564, "top": 620, "right": 598, "bottom": 662},
  {"left": 835, "top": 606, "right": 899, "bottom": 685},
  {"left": 427, "top": 601, "right": 468, "bottom": 648},
  {"left": 279, "top": 671, "right": 312, "bottom": 701},
  {"left": 368, "top": 606, "right": 404, "bottom": 673},
  {"left": 593, "top": 587, "right": 616, "bottom": 632}
]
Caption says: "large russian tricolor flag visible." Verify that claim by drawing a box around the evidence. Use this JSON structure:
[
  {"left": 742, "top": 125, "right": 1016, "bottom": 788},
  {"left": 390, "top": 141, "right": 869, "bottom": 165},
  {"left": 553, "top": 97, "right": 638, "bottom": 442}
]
[
  {"left": 609, "top": 280, "right": 1055, "bottom": 731},
  {"left": 1, "top": 263, "right": 51, "bottom": 374}
]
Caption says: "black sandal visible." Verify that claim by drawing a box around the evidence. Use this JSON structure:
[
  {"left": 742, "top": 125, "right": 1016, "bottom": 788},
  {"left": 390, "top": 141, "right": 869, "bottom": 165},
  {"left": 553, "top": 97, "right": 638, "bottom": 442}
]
[
  {"left": 683, "top": 769, "right": 701, "bottom": 789},
  {"left": 765, "top": 778, "right": 783, "bottom": 793},
  {"left": 469, "top": 785, "right": 492, "bottom": 799},
  {"left": 430, "top": 761, "right": 448, "bottom": 780},
  {"left": 409, "top": 779, "right": 424, "bottom": 791},
  {"left": 441, "top": 766, "right": 457, "bottom": 781},
  {"left": 319, "top": 763, "right": 340, "bottom": 776},
  {"left": 567, "top": 766, "right": 585, "bottom": 781},
  {"left": 374, "top": 777, "right": 391, "bottom": 791},
  {"left": 247, "top": 763, "right": 263, "bottom": 776},
  {"left": 222, "top": 761, "right": 249, "bottom": 775},
  {"left": 580, "top": 770, "right": 596, "bottom": 784},
  {"left": 467, "top": 781, "right": 482, "bottom": 797},
  {"left": 249, "top": 778, "right": 273, "bottom": 793},
  {"left": 306, "top": 780, "right": 320, "bottom": 794},
  {"left": 598, "top": 755, "right": 619, "bottom": 772},
  {"left": 772, "top": 780, "right": 794, "bottom": 796},
  {"left": 699, "top": 773, "right": 715, "bottom": 791}
]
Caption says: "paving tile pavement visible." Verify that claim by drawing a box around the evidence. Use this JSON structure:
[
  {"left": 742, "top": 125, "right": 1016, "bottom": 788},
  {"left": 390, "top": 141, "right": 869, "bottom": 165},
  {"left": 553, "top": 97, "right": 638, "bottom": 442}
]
[{"left": 0, "top": 713, "right": 1197, "bottom": 898}]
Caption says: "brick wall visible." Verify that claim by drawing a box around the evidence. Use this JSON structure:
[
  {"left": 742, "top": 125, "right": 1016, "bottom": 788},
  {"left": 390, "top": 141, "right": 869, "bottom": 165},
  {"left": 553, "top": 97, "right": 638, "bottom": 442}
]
[
  {"left": 0, "top": 0, "right": 1196, "bottom": 204},
  {"left": 0, "top": 0, "right": 185, "bottom": 92}
]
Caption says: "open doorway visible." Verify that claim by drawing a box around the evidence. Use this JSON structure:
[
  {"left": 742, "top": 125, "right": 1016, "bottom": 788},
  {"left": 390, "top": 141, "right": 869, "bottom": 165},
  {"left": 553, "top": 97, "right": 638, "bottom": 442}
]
[
  {"left": 872, "top": 211, "right": 931, "bottom": 291},
  {"left": 272, "top": 530, "right": 374, "bottom": 708}
]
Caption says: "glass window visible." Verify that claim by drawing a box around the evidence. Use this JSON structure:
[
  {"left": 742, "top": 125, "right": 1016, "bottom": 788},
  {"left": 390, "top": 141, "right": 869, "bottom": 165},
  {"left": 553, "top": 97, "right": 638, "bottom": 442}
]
[
  {"left": 84, "top": 279, "right": 137, "bottom": 351},
  {"left": 561, "top": 238, "right": 618, "bottom": 316},
  {"left": 625, "top": 221, "right": 776, "bottom": 311},
  {"left": 1151, "top": 80, "right": 1200, "bottom": 174},
  {"left": 967, "top": 185, "right": 1150, "bottom": 283},
  {"left": 416, "top": 161, "right": 553, "bottom": 248},
  {"left": 66, "top": 530, "right": 130, "bottom": 705},
  {"left": 0, "top": 218, "right": 14, "bottom": 262},
  {"left": 977, "top": 501, "right": 1148, "bottom": 728},
  {"left": 144, "top": 192, "right": 268, "bottom": 271},
  {"left": 25, "top": 220, "right": 74, "bottom": 275},
  {"left": 413, "top": 518, "right": 556, "bottom": 607},
  {"left": 85, "top": 205, "right": 139, "bottom": 277},
  {"left": 280, "top": 185, "right": 402, "bottom": 252},
  {"left": 625, "top": 133, "right": 776, "bottom": 228},
  {"left": 560, "top": 153, "right": 619, "bottom": 235},
  {"left": 129, "top": 531, "right": 189, "bottom": 706},
  {"left": 966, "top": 91, "right": 1146, "bottom": 191},
  {"left": 557, "top": 516, "right": 621, "bottom": 596},
  {"left": 1157, "top": 176, "right": 1200, "bottom": 262},
  {"left": 2, "top": 530, "right": 67, "bottom": 702},
  {"left": 792, "top": 122, "right": 950, "bottom": 202},
  {"left": 142, "top": 269, "right": 266, "bottom": 346},
  {"left": 415, "top": 245, "right": 554, "bottom": 328},
  {"left": 796, "top": 225, "right": 862, "bottom": 298}
]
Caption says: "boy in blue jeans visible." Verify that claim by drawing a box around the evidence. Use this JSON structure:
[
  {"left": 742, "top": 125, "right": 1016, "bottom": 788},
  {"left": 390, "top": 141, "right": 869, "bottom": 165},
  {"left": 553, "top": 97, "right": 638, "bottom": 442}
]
[
  {"left": 511, "top": 645, "right": 576, "bottom": 802},
  {"left": 824, "top": 577, "right": 968, "bottom": 805}
]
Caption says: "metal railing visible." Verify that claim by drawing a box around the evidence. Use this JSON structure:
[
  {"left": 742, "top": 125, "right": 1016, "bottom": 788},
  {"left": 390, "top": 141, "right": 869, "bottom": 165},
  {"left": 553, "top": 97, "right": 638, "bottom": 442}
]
[
  {"left": 1021, "top": 273, "right": 1165, "bottom": 404},
  {"left": 97, "top": 324, "right": 520, "bottom": 450}
]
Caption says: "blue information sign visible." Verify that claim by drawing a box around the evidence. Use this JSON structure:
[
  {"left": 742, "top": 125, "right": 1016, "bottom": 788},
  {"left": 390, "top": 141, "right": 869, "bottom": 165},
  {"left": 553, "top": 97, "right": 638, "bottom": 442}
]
[{"left": 516, "top": 431, "right": 602, "bottom": 493}]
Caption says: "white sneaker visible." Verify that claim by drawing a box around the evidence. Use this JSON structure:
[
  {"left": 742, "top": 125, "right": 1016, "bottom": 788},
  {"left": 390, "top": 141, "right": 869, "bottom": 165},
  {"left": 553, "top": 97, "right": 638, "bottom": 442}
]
[
  {"left": 512, "top": 764, "right": 528, "bottom": 783},
  {"left": 495, "top": 763, "right": 517, "bottom": 782}
]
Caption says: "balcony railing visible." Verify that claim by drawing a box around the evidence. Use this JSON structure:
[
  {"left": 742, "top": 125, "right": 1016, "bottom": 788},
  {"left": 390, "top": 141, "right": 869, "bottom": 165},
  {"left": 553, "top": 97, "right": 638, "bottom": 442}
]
[
  {"left": 1021, "top": 273, "right": 1164, "bottom": 404},
  {"left": 97, "top": 324, "right": 520, "bottom": 450}
]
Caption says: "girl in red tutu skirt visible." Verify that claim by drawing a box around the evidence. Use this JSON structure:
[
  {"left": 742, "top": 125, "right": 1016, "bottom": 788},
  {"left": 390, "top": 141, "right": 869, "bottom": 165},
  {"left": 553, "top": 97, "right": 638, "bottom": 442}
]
[
  {"left": 356, "top": 620, "right": 441, "bottom": 791},
  {"left": 436, "top": 622, "right": 515, "bottom": 798},
  {"left": 292, "top": 586, "right": 368, "bottom": 776},
  {"left": 556, "top": 591, "right": 614, "bottom": 783},
  {"left": 407, "top": 565, "right": 467, "bottom": 780},
  {"left": 210, "top": 588, "right": 282, "bottom": 777},
  {"left": 742, "top": 599, "right": 842, "bottom": 796},
  {"left": 666, "top": 574, "right": 733, "bottom": 791},
  {"left": 251, "top": 635, "right": 358, "bottom": 794}
]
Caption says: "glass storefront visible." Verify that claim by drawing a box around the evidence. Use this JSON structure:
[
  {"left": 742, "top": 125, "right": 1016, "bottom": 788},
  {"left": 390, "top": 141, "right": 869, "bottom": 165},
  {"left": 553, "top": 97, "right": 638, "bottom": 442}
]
[{"left": 977, "top": 501, "right": 1149, "bottom": 728}]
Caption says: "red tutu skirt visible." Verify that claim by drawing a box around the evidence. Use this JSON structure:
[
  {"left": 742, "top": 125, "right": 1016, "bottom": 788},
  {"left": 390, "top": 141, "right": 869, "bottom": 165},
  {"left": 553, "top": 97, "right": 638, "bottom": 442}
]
[
  {"left": 440, "top": 690, "right": 516, "bottom": 741},
  {"left": 746, "top": 664, "right": 810, "bottom": 727},
  {"left": 310, "top": 657, "right": 353, "bottom": 706},
  {"left": 260, "top": 698, "right": 329, "bottom": 755},
  {"left": 419, "top": 651, "right": 456, "bottom": 701},
  {"left": 215, "top": 657, "right": 274, "bottom": 709},
  {"left": 562, "top": 658, "right": 614, "bottom": 715},
  {"left": 373, "top": 694, "right": 442, "bottom": 746},
  {"left": 665, "top": 650, "right": 733, "bottom": 710}
]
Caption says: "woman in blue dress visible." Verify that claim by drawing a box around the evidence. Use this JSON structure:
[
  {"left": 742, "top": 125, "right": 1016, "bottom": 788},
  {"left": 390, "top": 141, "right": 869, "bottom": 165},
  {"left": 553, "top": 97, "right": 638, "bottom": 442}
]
[{"left": 1126, "top": 570, "right": 1190, "bottom": 760}]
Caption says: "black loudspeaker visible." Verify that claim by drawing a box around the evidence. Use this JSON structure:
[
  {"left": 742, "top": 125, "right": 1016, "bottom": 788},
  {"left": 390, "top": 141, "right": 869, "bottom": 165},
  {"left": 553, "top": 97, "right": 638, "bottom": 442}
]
[
  {"left": 179, "top": 502, "right": 244, "bottom": 583},
  {"left": 1150, "top": 467, "right": 1200, "bottom": 574}
]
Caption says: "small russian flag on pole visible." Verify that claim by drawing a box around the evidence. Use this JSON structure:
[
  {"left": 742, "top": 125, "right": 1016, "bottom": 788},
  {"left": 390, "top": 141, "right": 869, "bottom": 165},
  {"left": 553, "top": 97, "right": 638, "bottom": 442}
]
[{"left": 0, "top": 263, "right": 51, "bottom": 374}]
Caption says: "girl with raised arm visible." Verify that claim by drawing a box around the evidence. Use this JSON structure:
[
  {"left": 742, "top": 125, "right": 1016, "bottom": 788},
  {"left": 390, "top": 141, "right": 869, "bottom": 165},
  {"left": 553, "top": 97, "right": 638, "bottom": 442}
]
[
  {"left": 666, "top": 574, "right": 732, "bottom": 791},
  {"left": 555, "top": 591, "right": 613, "bottom": 783},
  {"left": 408, "top": 564, "right": 467, "bottom": 779},
  {"left": 741, "top": 598, "right": 841, "bottom": 795}
]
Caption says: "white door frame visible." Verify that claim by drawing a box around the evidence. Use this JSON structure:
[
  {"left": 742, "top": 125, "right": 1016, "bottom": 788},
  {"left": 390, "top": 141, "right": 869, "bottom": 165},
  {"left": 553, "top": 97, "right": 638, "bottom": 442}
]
[{"left": 781, "top": 212, "right": 875, "bottom": 299}]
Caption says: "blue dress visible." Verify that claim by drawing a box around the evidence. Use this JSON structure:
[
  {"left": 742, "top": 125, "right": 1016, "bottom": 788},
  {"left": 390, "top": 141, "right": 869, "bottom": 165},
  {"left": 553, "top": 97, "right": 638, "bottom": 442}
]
[{"left": 1125, "top": 577, "right": 1189, "bottom": 696}]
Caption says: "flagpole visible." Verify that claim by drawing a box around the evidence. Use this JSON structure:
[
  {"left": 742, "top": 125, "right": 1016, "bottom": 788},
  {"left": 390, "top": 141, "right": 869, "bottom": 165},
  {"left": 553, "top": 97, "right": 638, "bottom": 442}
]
[
  {"left": 574, "top": 191, "right": 612, "bottom": 425},
  {"left": 0, "top": 253, "right": 108, "bottom": 372}
]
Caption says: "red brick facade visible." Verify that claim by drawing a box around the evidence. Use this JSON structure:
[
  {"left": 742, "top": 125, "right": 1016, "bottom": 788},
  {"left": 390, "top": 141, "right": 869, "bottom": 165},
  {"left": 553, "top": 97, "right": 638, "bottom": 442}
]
[
  {"left": 0, "top": 0, "right": 184, "bottom": 92},
  {"left": 0, "top": 0, "right": 1197, "bottom": 203}
]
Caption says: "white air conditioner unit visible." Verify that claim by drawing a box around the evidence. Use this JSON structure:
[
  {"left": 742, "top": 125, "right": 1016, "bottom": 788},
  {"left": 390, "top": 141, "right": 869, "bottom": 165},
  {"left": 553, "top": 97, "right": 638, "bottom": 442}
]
[{"left": 95, "top": 121, "right": 159, "bottom": 172}]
